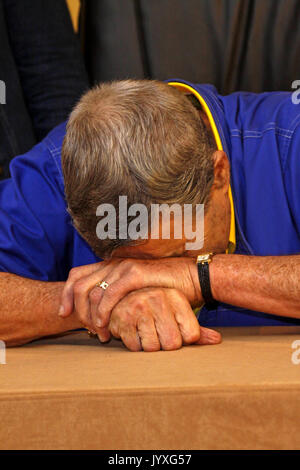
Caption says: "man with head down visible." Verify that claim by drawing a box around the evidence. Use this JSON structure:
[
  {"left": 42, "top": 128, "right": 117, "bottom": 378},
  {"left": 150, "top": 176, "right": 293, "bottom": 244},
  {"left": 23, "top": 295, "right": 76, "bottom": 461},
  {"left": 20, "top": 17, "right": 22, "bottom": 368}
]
[{"left": 0, "top": 79, "right": 300, "bottom": 349}]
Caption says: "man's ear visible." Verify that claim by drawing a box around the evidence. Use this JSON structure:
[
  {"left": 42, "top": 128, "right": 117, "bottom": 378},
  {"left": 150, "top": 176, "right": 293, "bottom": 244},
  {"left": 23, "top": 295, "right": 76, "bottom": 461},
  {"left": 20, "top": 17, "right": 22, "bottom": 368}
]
[{"left": 212, "top": 151, "right": 230, "bottom": 193}]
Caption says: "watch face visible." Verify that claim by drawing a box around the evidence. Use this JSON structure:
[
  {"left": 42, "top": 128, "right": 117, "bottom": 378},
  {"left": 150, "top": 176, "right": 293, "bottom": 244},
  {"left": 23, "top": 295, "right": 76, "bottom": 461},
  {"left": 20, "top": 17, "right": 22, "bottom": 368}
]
[{"left": 197, "top": 253, "right": 213, "bottom": 263}]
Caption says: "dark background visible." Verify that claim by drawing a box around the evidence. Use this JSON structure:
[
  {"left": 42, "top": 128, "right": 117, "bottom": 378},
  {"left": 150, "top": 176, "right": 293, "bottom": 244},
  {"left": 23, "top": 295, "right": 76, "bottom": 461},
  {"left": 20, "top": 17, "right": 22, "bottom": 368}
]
[
  {"left": 1, "top": 0, "right": 300, "bottom": 178},
  {"left": 81, "top": 0, "right": 300, "bottom": 94}
]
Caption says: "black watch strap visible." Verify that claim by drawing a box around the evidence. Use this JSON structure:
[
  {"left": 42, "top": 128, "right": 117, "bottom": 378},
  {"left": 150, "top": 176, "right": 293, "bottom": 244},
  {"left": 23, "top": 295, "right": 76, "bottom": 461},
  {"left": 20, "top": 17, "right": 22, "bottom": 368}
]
[{"left": 197, "top": 261, "right": 218, "bottom": 310}]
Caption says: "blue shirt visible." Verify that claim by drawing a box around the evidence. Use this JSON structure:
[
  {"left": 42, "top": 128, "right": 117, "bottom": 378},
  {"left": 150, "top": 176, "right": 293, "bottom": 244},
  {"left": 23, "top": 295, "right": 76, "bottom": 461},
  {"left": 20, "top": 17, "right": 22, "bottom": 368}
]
[
  {"left": 1, "top": 81, "right": 300, "bottom": 327},
  {"left": 0, "top": 122, "right": 99, "bottom": 282}
]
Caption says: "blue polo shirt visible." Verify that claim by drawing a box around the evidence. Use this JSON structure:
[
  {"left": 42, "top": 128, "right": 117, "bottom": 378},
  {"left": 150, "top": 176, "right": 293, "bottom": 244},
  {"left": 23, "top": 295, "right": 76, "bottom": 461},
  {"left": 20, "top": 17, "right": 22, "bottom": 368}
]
[{"left": 0, "top": 80, "right": 300, "bottom": 327}]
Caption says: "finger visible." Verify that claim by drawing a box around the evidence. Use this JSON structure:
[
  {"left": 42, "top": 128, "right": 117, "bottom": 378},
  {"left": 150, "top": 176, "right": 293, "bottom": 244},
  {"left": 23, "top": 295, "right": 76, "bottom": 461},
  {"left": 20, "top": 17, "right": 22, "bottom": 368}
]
[
  {"left": 120, "top": 326, "right": 142, "bottom": 352},
  {"left": 170, "top": 291, "right": 202, "bottom": 345},
  {"left": 194, "top": 327, "right": 222, "bottom": 345},
  {"left": 170, "top": 290, "right": 222, "bottom": 346},
  {"left": 89, "top": 284, "right": 105, "bottom": 331},
  {"left": 109, "top": 309, "right": 141, "bottom": 351},
  {"left": 89, "top": 269, "right": 126, "bottom": 328},
  {"left": 59, "top": 262, "right": 104, "bottom": 317},
  {"left": 137, "top": 315, "right": 161, "bottom": 352},
  {"left": 95, "top": 259, "right": 185, "bottom": 328},
  {"left": 71, "top": 264, "right": 116, "bottom": 326},
  {"left": 153, "top": 310, "right": 183, "bottom": 351},
  {"left": 96, "top": 274, "right": 145, "bottom": 328},
  {"left": 97, "top": 326, "right": 111, "bottom": 343}
]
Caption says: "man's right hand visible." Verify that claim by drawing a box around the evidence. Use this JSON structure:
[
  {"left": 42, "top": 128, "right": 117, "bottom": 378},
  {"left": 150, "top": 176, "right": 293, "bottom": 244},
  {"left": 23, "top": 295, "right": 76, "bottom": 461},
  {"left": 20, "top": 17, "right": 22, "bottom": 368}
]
[{"left": 108, "top": 287, "right": 222, "bottom": 352}]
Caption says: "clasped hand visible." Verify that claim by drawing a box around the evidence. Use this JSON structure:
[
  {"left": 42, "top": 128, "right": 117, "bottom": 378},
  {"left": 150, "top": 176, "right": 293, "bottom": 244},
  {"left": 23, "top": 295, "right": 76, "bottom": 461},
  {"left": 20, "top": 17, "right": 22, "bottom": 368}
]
[{"left": 59, "top": 258, "right": 221, "bottom": 351}]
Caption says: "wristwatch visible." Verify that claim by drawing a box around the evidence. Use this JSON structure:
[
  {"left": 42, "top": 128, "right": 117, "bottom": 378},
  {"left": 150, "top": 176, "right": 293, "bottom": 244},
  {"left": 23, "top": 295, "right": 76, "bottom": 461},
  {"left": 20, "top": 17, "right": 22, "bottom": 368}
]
[{"left": 196, "top": 253, "right": 218, "bottom": 310}]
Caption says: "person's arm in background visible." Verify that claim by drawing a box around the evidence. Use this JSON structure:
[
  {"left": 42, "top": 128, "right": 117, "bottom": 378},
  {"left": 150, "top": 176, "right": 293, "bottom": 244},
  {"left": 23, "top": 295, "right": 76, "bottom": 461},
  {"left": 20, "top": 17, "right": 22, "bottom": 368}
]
[{"left": 3, "top": 0, "right": 89, "bottom": 141}]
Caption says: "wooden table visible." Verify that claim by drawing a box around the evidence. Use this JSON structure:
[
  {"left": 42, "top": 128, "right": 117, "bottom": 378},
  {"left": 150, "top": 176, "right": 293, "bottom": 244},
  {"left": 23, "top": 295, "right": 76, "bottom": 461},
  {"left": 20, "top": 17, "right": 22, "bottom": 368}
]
[{"left": 1, "top": 327, "right": 300, "bottom": 450}]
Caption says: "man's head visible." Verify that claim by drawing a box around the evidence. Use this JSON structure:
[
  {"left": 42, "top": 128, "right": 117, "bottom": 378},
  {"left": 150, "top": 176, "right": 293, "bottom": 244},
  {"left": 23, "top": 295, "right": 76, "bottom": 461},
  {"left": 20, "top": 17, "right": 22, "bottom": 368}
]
[{"left": 62, "top": 79, "right": 231, "bottom": 259}]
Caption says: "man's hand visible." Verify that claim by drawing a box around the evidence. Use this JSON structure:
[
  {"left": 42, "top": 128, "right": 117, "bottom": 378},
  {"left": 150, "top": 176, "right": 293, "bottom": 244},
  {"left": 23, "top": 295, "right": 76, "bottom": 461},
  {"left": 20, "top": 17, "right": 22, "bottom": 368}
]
[
  {"left": 108, "top": 287, "right": 221, "bottom": 351},
  {"left": 59, "top": 258, "right": 202, "bottom": 333}
]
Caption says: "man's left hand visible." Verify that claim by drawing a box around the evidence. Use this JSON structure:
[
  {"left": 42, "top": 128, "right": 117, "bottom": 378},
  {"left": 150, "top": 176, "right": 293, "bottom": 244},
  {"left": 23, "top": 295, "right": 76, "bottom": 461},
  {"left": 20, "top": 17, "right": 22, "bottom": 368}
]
[{"left": 59, "top": 258, "right": 202, "bottom": 333}]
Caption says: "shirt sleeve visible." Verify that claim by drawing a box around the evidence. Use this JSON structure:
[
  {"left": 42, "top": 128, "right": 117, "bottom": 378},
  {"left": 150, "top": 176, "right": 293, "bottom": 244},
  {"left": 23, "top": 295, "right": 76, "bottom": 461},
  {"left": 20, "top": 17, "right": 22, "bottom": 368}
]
[
  {"left": 0, "top": 138, "right": 74, "bottom": 281},
  {"left": 284, "top": 118, "right": 300, "bottom": 239}
]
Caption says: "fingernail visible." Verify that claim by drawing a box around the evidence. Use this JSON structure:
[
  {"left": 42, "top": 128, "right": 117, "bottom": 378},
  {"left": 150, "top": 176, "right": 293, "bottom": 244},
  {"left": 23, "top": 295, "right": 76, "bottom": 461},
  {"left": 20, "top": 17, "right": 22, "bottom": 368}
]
[
  {"left": 58, "top": 305, "right": 65, "bottom": 317},
  {"left": 96, "top": 319, "right": 102, "bottom": 328},
  {"left": 98, "top": 336, "right": 109, "bottom": 344}
]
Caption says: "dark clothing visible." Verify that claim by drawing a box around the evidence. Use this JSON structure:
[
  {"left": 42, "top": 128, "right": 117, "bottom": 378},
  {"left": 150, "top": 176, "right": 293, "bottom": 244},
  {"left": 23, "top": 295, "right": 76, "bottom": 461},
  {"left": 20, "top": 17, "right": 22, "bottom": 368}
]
[
  {"left": 0, "top": 0, "right": 89, "bottom": 179},
  {"left": 82, "top": 0, "right": 300, "bottom": 94}
]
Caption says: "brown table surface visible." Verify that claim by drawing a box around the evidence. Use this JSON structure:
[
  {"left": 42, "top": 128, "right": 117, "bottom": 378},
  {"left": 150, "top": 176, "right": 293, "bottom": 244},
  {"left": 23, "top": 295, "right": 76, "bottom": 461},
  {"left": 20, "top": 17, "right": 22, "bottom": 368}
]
[{"left": 1, "top": 326, "right": 300, "bottom": 450}]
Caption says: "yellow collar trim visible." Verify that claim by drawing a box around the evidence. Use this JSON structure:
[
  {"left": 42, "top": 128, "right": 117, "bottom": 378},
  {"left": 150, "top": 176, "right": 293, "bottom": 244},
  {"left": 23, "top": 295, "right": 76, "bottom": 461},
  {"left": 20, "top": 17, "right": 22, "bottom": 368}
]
[
  {"left": 227, "top": 186, "right": 236, "bottom": 254},
  {"left": 168, "top": 81, "right": 236, "bottom": 253}
]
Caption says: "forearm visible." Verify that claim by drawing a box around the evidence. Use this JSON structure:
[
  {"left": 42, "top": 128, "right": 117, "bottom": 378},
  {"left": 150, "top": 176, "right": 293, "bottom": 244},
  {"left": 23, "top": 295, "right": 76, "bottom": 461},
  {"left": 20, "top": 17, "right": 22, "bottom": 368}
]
[
  {"left": 0, "top": 273, "right": 81, "bottom": 346},
  {"left": 204, "top": 255, "right": 300, "bottom": 318}
]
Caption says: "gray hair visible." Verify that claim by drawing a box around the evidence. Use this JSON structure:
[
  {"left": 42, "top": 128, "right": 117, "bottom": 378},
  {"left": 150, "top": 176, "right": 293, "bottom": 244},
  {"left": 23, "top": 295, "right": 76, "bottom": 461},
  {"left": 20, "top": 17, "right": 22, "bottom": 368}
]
[{"left": 62, "top": 79, "right": 215, "bottom": 257}]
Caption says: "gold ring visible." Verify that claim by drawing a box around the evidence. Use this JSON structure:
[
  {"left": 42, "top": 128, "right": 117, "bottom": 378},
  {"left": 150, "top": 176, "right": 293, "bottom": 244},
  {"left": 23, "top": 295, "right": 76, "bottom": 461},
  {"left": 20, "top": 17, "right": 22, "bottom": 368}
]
[
  {"left": 86, "top": 329, "right": 98, "bottom": 338},
  {"left": 95, "top": 280, "right": 109, "bottom": 290}
]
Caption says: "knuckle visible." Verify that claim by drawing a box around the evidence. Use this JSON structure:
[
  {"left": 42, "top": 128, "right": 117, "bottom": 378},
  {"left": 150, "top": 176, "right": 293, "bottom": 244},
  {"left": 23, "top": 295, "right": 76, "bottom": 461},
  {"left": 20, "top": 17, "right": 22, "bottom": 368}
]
[
  {"left": 104, "top": 282, "right": 117, "bottom": 299},
  {"left": 121, "top": 311, "right": 135, "bottom": 326},
  {"left": 68, "top": 267, "right": 80, "bottom": 281},
  {"left": 184, "top": 329, "right": 201, "bottom": 344},
  {"left": 137, "top": 313, "right": 152, "bottom": 328},
  {"left": 73, "top": 280, "right": 86, "bottom": 296},
  {"left": 120, "top": 259, "right": 133, "bottom": 269},
  {"left": 118, "top": 293, "right": 145, "bottom": 315},
  {"left": 130, "top": 299, "right": 145, "bottom": 313},
  {"left": 163, "top": 333, "right": 182, "bottom": 351},
  {"left": 125, "top": 260, "right": 140, "bottom": 277},
  {"left": 130, "top": 265, "right": 141, "bottom": 278},
  {"left": 112, "top": 308, "right": 132, "bottom": 328},
  {"left": 89, "top": 288, "right": 102, "bottom": 304}
]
